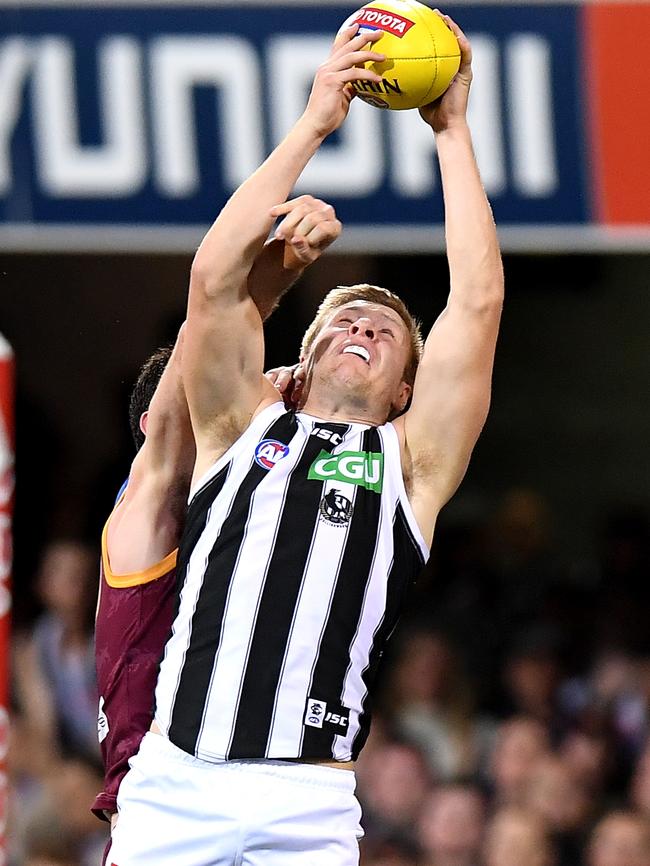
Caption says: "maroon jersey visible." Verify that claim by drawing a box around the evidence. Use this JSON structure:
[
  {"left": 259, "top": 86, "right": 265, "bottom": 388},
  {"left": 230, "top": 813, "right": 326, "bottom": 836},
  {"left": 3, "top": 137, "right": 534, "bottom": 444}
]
[{"left": 92, "top": 510, "right": 177, "bottom": 820}]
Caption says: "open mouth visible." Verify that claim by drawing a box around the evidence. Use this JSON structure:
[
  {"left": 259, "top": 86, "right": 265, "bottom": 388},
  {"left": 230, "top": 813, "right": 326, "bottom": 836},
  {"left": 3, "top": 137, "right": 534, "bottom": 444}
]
[{"left": 343, "top": 345, "right": 370, "bottom": 364}]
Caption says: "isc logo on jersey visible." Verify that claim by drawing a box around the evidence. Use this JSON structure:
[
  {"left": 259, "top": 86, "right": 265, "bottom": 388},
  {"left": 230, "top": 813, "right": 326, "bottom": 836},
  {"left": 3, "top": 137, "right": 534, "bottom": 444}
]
[
  {"left": 254, "top": 439, "right": 289, "bottom": 470},
  {"left": 308, "top": 450, "right": 384, "bottom": 493}
]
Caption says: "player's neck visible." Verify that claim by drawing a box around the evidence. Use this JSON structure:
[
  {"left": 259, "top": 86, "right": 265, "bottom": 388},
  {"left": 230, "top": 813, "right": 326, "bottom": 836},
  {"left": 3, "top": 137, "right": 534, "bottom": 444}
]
[{"left": 300, "top": 388, "right": 388, "bottom": 427}]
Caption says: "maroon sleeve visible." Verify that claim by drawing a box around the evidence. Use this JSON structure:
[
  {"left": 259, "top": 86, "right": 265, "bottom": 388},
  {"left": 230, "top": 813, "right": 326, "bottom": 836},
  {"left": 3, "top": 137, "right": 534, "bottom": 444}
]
[
  {"left": 92, "top": 791, "right": 117, "bottom": 822},
  {"left": 93, "top": 557, "right": 177, "bottom": 822}
]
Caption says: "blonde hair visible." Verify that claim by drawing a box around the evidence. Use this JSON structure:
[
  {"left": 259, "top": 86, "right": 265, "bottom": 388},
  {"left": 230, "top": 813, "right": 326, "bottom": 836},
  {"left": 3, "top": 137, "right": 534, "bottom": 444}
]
[{"left": 300, "top": 284, "right": 424, "bottom": 386}]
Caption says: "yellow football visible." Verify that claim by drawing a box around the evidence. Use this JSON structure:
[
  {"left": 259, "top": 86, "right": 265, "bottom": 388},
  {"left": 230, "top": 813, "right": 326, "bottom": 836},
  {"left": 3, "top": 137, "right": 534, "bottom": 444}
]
[{"left": 339, "top": 0, "right": 461, "bottom": 110}]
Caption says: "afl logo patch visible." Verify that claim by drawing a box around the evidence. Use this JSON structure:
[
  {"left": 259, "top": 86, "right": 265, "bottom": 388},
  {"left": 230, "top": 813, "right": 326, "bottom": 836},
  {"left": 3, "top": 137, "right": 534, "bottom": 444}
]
[
  {"left": 254, "top": 439, "right": 289, "bottom": 470},
  {"left": 319, "top": 489, "right": 354, "bottom": 526}
]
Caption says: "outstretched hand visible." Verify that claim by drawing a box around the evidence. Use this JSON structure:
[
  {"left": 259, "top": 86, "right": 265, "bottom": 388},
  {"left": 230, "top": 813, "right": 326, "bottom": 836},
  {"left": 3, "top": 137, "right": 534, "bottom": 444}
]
[
  {"left": 419, "top": 12, "right": 472, "bottom": 133},
  {"left": 302, "top": 25, "right": 386, "bottom": 138},
  {"left": 270, "top": 195, "right": 342, "bottom": 268}
]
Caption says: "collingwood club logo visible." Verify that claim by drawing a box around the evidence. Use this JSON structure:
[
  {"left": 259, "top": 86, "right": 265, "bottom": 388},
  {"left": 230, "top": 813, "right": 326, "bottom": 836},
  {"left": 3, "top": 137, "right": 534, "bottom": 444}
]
[{"left": 319, "top": 489, "right": 353, "bottom": 526}]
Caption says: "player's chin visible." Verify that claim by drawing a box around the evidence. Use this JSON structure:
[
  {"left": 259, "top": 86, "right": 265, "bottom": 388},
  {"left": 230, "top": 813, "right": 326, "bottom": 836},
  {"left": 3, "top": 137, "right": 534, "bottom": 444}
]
[{"left": 338, "top": 357, "right": 371, "bottom": 377}]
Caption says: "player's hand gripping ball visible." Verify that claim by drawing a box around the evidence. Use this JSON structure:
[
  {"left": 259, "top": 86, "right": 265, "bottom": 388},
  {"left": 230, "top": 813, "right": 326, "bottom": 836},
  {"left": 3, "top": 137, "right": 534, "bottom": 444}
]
[{"left": 339, "top": 0, "right": 460, "bottom": 110}]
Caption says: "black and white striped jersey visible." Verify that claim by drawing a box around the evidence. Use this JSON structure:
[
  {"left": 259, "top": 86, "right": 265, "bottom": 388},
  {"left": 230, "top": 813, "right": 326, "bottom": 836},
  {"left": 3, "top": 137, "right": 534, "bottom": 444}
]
[{"left": 154, "top": 402, "right": 429, "bottom": 762}]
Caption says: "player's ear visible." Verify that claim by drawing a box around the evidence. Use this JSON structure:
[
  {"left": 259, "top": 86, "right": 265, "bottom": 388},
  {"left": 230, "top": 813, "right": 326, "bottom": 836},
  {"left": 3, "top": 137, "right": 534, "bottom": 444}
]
[
  {"left": 394, "top": 381, "right": 412, "bottom": 414},
  {"left": 139, "top": 411, "right": 149, "bottom": 437}
]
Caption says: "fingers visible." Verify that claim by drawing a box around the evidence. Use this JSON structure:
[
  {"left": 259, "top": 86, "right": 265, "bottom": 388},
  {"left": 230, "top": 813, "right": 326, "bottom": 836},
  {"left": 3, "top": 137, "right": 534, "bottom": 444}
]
[
  {"left": 287, "top": 223, "right": 340, "bottom": 264},
  {"left": 336, "top": 67, "right": 384, "bottom": 89},
  {"left": 332, "top": 24, "right": 383, "bottom": 55},
  {"left": 270, "top": 195, "right": 331, "bottom": 223},
  {"left": 284, "top": 222, "right": 341, "bottom": 265},
  {"left": 433, "top": 9, "right": 472, "bottom": 67},
  {"left": 303, "top": 26, "right": 385, "bottom": 137},
  {"left": 270, "top": 197, "right": 341, "bottom": 262},
  {"left": 327, "top": 28, "right": 385, "bottom": 82},
  {"left": 264, "top": 363, "right": 304, "bottom": 409},
  {"left": 265, "top": 365, "right": 296, "bottom": 396},
  {"left": 329, "top": 48, "right": 386, "bottom": 74},
  {"left": 290, "top": 381, "right": 304, "bottom": 410},
  {"left": 270, "top": 195, "right": 342, "bottom": 270},
  {"left": 293, "top": 363, "right": 306, "bottom": 387},
  {"left": 275, "top": 205, "right": 336, "bottom": 243},
  {"left": 264, "top": 366, "right": 282, "bottom": 387},
  {"left": 331, "top": 23, "right": 359, "bottom": 53},
  {"left": 296, "top": 221, "right": 341, "bottom": 250},
  {"left": 329, "top": 30, "right": 385, "bottom": 74}
]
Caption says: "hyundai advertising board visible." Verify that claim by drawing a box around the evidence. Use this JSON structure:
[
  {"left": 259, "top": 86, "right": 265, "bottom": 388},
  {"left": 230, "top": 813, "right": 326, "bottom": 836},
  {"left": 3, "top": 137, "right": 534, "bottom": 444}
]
[{"left": 1, "top": 1, "right": 649, "bottom": 252}]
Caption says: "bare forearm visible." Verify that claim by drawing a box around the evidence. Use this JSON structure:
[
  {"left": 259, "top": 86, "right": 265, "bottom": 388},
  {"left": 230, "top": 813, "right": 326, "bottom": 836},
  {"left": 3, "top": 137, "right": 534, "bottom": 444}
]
[
  {"left": 144, "top": 326, "right": 195, "bottom": 478},
  {"left": 191, "top": 118, "right": 325, "bottom": 298},
  {"left": 190, "top": 26, "right": 384, "bottom": 301},
  {"left": 436, "top": 122, "right": 504, "bottom": 307},
  {"left": 247, "top": 239, "right": 304, "bottom": 321}
]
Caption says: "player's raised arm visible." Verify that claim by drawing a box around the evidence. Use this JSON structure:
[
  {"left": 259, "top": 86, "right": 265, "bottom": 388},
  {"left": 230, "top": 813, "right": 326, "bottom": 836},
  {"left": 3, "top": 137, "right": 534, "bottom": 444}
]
[
  {"left": 106, "top": 327, "right": 194, "bottom": 574},
  {"left": 399, "top": 17, "right": 504, "bottom": 535},
  {"left": 183, "top": 26, "right": 385, "bottom": 466}
]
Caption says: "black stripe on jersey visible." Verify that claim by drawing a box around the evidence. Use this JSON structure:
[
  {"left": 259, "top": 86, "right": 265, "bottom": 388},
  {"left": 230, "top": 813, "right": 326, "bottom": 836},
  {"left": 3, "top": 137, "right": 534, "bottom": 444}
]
[
  {"left": 351, "top": 501, "right": 425, "bottom": 758},
  {"left": 161, "top": 463, "right": 232, "bottom": 691},
  {"left": 168, "top": 411, "right": 297, "bottom": 756},
  {"left": 227, "top": 421, "right": 351, "bottom": 760},
  {"left": 301, "top": 427, "right": 383, "bottom": 758},
  {"left": 174, "top": 463, "right": 231, "bottom": 602}
]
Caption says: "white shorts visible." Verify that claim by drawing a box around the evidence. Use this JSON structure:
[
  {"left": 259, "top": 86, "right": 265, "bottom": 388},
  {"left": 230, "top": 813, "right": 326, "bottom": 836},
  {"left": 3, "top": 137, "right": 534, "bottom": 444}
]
[{"left": 107, "top": 732, "right": 363, "bottom": 866}]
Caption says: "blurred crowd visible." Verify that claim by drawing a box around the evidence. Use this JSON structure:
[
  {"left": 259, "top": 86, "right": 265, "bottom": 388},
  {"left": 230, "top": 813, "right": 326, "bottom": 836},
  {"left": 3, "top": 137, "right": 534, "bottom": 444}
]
[{"left": 6, "top": 486, "right": 650, "bottom": 866}]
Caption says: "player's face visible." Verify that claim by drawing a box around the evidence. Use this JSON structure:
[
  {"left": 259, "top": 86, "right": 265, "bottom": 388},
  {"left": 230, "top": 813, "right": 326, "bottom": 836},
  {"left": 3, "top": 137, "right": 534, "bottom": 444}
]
[{"left": 308, "top": 301, "right": 412, "bottom": 412}]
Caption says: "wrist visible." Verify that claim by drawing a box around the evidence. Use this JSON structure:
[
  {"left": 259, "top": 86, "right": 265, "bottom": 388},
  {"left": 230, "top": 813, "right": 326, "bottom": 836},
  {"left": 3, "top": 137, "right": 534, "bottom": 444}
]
[
  {"left": 433, "top": 118, "right": 471, "bottom": 141},
  {"left": 295, "top": 111, "right": 334, "bottom": 145},
  {"left": 434, "top": 121, "right": 475, "bottom": 162},
  {"left": 282, "top": 245, "right": 308, "bottom": 272}
]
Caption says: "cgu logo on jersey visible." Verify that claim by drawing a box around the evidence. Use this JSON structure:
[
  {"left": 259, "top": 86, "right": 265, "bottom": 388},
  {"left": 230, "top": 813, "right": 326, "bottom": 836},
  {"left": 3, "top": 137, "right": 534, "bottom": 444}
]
[
  {"left": 254, "top": 439, "right": 290, "bottom": 470},
  {"left": 351, "top": 8, "right": 416, "bottom": 38},
  {"left": 308, "top": 450, "right": 384, "bottom": 493}
]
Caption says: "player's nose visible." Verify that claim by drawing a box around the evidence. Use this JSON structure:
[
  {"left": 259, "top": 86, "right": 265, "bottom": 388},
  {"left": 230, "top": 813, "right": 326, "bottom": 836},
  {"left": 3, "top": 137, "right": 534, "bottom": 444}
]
[{"left": 349, "top": 319, "right": 375, "bottom": 340}]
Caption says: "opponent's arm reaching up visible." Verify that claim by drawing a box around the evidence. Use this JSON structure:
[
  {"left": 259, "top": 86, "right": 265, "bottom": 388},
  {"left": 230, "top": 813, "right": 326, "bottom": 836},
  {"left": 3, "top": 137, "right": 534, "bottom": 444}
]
[
  {"left": 106, "top": 223, "right": 339, "bottom": 575},
  {"left": 183, "top": 26, "right": 385, "bottom": 481},
  {"left": 397, "top": 16, "right": 504, "bottom": 545}
]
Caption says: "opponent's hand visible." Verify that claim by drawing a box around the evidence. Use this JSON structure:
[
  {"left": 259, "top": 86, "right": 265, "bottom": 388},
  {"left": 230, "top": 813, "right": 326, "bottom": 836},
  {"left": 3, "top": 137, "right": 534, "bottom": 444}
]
[
  {"left": 265, "top": 363, "right": 306, "bottom": 409},
  {"left": 419, "top": 13, "right": 472, "bottom": 134},
  {"left": 270, "top": 195, "right": 342, "bottom": 268},
  {"left": 303, "top": 25, "right": 385, "bottom": 138}
]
